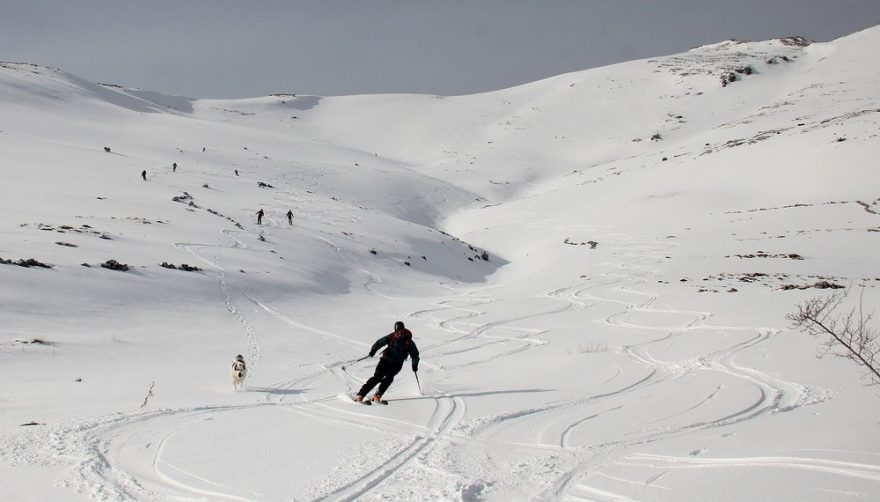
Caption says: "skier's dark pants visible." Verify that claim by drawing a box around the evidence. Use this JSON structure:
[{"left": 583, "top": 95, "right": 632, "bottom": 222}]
[{"left": 358, "top": 358, "right": 403, "bottom": 397}]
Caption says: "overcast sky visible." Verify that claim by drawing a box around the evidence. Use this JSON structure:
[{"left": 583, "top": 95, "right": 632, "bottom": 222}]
[{"left": 3, "top": 1, "right": 879, "bottom": 99}]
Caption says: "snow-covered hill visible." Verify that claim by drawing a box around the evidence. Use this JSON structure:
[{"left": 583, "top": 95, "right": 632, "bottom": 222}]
[{"left": 1, "top": 26, "right": 879, "bottom": 501}]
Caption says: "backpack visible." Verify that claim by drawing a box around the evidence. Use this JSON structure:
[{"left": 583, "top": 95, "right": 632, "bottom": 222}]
[{"left": 384, "top": 329, "right": 412, "bottom": 360}]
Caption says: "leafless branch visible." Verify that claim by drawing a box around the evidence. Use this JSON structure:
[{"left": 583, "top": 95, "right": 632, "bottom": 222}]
[
  {"left": 140, "top": 381, "right": 156, "bottom": 408},
  {"left": 787, "top": 288, "right": 880, "bottom": 385}
]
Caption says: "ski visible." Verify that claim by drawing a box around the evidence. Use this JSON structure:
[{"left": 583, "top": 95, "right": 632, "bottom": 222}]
[{"left": 351, "top": 396, "right": 388, "bottom": 405}]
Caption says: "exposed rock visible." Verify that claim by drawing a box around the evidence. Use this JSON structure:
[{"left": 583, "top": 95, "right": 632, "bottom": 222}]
[
  {"left": 0, "top": 257, "right": 51, "bottom": 268},
  {"left": 100, "top": 259, "right": 129, "bottom": 271}
]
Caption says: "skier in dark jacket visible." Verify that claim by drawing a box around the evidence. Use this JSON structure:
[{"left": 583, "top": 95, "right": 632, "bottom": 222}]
[{"left": 355, "top": 321, "right": 419, "bottom": 402}]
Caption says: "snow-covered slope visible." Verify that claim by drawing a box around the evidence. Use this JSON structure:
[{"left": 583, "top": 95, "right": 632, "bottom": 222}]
[{"left": 0, "top": 26, "right": 878, "bottom": 501}]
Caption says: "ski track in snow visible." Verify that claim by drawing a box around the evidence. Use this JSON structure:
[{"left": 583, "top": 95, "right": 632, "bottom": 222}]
[
  {"left": 7, "top": 230, "right": 280, "bottom": 501},
  {"left": 0, "top": 231, "right": 857, "bottom": 501},
  {"left": 174, "top": 234, "right": 262, "bottom": 375},
  {"left": 312, "top": 395, "right": 468, "bottom": 502},
  {"left": 265, "top": 233, "right": 839, "bottom": 500},
  {"left": 457, "top": 237, "right": 831, "bottom": 500},
  {"left": 325, "top": 233, "right": 837, "bottom": 501},
  {"left": 0, "top": 223, "right": 375, "bottom": 500},
  {"left": 620, "top": 453, "right": 880, "bottom": 482},
  {"left": 0, "top": 405, "right": 278, "bottom": 501}
]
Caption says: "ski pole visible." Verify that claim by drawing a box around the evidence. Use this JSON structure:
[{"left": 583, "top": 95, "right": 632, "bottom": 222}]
[
  {"left": 341, "top": 355, "right": 370, "bottom": 370},
  {"left": 414, "top": 371, "right": 422, "bottom": 395}
]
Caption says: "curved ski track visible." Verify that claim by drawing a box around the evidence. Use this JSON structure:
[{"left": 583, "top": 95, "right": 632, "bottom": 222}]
[{"left": 2, "top": 228, "right": 872, "bottom": 501}]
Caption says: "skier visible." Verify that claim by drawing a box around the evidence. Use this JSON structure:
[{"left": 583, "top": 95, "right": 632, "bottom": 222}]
[
  {"left": 286, "top": 209, "right": 293, "bottom": 225},
  {"left": 172, "top": 162, "right": 177, "bottom": 172},
  {"left": 141, "top": 170, "right": 147, "bottom": 181},
  {"left": 355, "top": 321, "right": 419, "bottom": 403},
  {"left": 256, "top": 208, "right": 264, "bottom": 225}
]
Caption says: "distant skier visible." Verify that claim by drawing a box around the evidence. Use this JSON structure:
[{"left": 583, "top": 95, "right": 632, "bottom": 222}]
[
  {"left": 235, "top": 169, "right": 239, "bottom": 176},
  {"left": 286, "top": 209, "right": 294, "bottom": 225},
  {"left": 141, "top": 170, "right": 147, "bottom": 181},
  {"left": 172, "top": 162, "right": 177, "bottom": 172},
  {"left": 256, "top": 208, "right": 264, "bottom": 225},
  {"left": 355, "top": 321, "right": 419, "bottom": 403}
]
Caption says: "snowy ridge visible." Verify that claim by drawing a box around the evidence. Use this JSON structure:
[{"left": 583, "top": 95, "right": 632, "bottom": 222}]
[{"left": 1, "top": 26, "right": 879, "bottom": 501}]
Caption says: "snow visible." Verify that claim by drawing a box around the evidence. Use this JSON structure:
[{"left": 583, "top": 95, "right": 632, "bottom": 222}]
[{"left": 1, "top": 26, "right": 880, "bottom": 501}]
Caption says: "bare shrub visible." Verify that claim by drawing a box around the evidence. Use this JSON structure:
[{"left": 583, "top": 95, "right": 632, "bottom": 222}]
[
  {"left": 787, "top": 289, "right": 880, "bottom": 384},
  {"left": 140, "top": 381, "right": 156, "bottom": 408}
]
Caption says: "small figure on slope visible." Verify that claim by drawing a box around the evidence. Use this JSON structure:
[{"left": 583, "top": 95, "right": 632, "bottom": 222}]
[
  {"left": 256, "top": 208, "right": 264, "bottom": 225},
  {"left": 172, "top": 162, "right": 177, "bottom": 172},
  {"left": 355, "top": 321, "right": 419, "bottom": 403},
  {"left": 286, "top": 209, "right": 294, "bottom": 225},
  {"left": 141, "top": 169, "right": 147, "bottom": 181}
]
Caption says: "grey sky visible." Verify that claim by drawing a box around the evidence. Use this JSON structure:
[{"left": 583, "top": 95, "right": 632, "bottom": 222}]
[{"left": 2, "top": 1, "right": 879, "bottom": 98}]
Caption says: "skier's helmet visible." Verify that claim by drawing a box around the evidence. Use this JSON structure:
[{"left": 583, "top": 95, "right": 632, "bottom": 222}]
[{"left": 394, "top": 321, "right": 405, "bottom": 331}]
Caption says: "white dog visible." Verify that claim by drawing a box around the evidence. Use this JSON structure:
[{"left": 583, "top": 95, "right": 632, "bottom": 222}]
[{"left": 231, "top": 355, "right": 247, "bottom": 391}]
